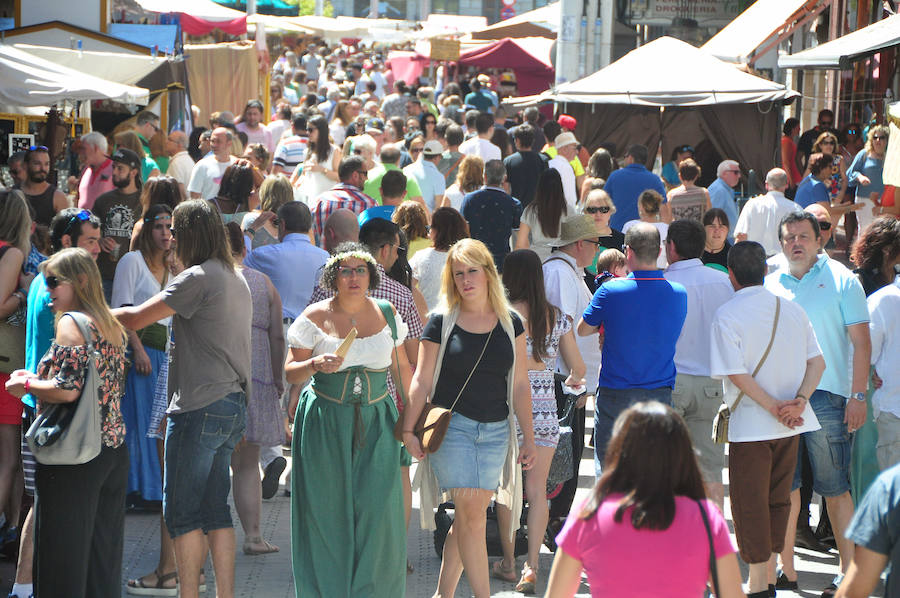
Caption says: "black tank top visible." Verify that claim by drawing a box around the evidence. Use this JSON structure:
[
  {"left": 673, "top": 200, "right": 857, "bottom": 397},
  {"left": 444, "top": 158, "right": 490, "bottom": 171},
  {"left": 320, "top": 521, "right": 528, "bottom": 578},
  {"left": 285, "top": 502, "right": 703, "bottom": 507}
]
[{"left": 24, "top": 185, "right": 57, "bottom": 226}]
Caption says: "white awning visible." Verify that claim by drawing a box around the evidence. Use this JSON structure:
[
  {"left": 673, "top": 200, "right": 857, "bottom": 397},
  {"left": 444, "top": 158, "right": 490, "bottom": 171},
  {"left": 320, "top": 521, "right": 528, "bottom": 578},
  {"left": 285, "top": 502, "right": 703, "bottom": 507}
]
[
  {"left": 14, "top": 44, "right": 169, "bottom": 86},
  {"left": 778, "top": 13, "right": 900, "bottom": 69},
  {"left": 134, "top": 0, "right": 246, "bottom": 21},
  {"left": 0, "top": 43, "right": 149, "bottom": 106},
  {"left": 701, "top": 0, "right": 823, "bottom": 64}
]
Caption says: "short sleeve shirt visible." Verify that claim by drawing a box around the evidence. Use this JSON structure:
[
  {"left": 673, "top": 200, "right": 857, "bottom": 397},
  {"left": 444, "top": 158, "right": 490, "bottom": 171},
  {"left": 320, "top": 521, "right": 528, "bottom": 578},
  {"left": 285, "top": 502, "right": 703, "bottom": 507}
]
[
  {"left": 460, "top": 187, "right": 522, "bottom": 272},
  {"left": 846, "top": 464, "right": 900, "bottom": 598},
  {"left": 92, "top": 188, "right": 142, "bottom": 281}
]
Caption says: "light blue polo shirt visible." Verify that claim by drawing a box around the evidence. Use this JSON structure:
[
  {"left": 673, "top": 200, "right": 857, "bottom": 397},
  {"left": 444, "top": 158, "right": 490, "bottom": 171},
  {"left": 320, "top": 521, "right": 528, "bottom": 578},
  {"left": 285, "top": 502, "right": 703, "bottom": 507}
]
[{"left": 765, "top": 253, "right": 869, "bottom": 398}]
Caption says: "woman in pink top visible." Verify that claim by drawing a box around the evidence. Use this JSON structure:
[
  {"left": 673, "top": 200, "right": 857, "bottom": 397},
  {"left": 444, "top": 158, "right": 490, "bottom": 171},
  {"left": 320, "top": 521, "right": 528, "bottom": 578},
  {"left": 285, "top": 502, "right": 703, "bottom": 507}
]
[{"left": 545, "top": 402, "right": 745, "bottom": 598}]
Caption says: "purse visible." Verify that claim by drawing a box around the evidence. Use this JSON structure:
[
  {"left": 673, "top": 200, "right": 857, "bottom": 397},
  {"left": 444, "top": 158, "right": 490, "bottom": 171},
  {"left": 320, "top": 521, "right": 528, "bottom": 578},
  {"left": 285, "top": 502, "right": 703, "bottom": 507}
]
[
  {"left": 697, "top": 499, "right": 720, "bottom": 597},
  {"left": 546, "top": 374, "right": 584, "bottom": 494},
  {"left": 712, "top": 297, "right": 781, "bottom": 444},
  {"left": 25, "top": 312, "right": 103, "bottom": 465},
  {"left": 0, "top": 244, "right": 26, "bottom": 374}
]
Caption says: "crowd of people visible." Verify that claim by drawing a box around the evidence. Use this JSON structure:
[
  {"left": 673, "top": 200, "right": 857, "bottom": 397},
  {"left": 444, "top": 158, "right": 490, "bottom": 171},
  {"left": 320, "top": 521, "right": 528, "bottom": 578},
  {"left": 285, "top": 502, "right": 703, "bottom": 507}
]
[{"left": 0, "top": 40, "right": 899, "bottom": 598}]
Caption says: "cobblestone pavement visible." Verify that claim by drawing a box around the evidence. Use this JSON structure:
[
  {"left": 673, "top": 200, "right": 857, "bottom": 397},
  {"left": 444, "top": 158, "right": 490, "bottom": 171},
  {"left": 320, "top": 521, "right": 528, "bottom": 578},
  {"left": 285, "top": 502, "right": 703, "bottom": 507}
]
[{"left": 1, "top": 404, "right": 868, "bottom": 597}]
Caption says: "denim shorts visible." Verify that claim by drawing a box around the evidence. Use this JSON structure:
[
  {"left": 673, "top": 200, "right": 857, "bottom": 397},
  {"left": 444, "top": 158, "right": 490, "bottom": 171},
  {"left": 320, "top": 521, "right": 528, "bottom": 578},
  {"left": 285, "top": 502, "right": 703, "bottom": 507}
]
[
  {"left": 429, "top": 412, "right": 509, "bottom": 491},
  {"left": 163, "top": 392, "right": 246, "bottom": 538},
  {"left": 791, "top": 389, "right": 851, "bottom": 497}
]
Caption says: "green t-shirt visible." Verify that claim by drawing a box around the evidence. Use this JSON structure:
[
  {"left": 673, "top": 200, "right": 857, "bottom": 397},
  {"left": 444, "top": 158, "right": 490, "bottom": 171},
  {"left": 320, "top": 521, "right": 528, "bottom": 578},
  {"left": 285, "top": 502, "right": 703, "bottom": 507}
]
[{"left": 364, "top": 163, "right": 422, "bottom": 205}]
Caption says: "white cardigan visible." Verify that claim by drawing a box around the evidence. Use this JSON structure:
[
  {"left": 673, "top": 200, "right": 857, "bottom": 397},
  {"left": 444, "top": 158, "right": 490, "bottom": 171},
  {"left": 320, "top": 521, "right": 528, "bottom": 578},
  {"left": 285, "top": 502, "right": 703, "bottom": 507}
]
[{"left": 412, "top": 307, "right": 523, "bottom": 540}]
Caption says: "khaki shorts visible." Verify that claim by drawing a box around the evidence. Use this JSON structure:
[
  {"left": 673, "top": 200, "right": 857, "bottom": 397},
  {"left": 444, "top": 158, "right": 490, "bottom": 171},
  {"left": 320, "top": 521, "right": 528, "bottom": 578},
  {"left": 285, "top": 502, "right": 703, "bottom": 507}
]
[
  {"left": 671, "top": 373, "right": 725, "bottom": 484},
  {"left": 876, "top": 411, "right": 900, "bottom": 471}
]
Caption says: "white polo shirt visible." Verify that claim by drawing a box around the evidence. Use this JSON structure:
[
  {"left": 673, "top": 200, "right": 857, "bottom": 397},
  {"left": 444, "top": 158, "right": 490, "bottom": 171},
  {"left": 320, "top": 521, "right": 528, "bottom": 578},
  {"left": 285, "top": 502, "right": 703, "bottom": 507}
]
[
  {"left": 458, "top": 136, "right": 501, "bottom": 162},
  {"left": 710, "top": 285, "right": 822, "bottom": 442},
  {"left": 734, "top": 191, "right": 800, "bottom": 256},
  {"left": 548, "top": 154, "right": 578, "bottom": 209},
  {"left": 869, "top": 279, "right": 900, "bottom": 418},
  {"left": 663, "top": 258, "right": 734, "bottom": 377}
]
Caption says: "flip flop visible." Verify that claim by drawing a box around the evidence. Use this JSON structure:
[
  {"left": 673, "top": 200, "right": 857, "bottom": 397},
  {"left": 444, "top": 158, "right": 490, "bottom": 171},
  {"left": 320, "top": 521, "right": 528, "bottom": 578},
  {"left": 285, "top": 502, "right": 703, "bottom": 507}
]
[
  {"left": 243, "top": 538, "right": 279, "bottom": 555},
  {"left": 491, "top": 560, "right": 517, "bottom": 583},
  {"left": 126, "top": 569, "right": 177, "bottom": 596}
]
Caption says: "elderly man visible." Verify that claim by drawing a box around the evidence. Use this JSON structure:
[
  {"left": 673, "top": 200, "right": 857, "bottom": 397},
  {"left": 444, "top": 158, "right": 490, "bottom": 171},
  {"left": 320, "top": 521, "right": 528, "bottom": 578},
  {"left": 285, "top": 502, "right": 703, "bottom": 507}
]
[
  {"left": 766, "top": 210, "right": 871, "bottom": 596},
  {"left": 578, "top": 222, "right": 687, "bottom": 473},
  {"left": 187, "top": 127, "right": 236, "bottom": 200},
  {"left": 708, "top": 160, "right": 742, "bottom": 241},
  {"left": 735, "top": 168, "right": 800, "bottom": 257},
  {"left": 321, "top": 208, "right": 359, "bottom": 253},
  {"left": 165, "top": 130, "right": 194, "bottom": 196},
  {"left": 77, "top": 131, "right": 114, "bottom": 210},
  {"left": 605, "top": 144, "right": 667, "bottom": 230},
  {"left": 549, "top": 132, "right": 579, "bottom": 208},
  {"left": 460, "top": 159, "right": 522, "bottom": 271},
  {"left": 7, "top": 151, "right": 26, "bottom": 188},
  {"left": 711, "top": 240, "right": 825, "bottom": 598}
]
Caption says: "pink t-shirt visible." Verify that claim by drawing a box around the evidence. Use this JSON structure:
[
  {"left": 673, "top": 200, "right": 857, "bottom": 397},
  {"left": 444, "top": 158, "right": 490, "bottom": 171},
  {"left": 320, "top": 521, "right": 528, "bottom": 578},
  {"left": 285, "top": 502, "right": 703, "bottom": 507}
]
[
  {"left": 556, "top": 495, "right": 735, "bottom": 598},
  {"left": 236, "top": 122, "right": 274, "bottom": 153}
]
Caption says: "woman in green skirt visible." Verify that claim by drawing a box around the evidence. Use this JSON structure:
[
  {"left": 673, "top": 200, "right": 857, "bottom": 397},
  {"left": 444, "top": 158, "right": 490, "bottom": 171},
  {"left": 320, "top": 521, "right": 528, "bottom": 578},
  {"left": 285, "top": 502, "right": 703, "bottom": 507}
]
[{"left": 285, "top": 242, "right": 412, "bottom": 597}]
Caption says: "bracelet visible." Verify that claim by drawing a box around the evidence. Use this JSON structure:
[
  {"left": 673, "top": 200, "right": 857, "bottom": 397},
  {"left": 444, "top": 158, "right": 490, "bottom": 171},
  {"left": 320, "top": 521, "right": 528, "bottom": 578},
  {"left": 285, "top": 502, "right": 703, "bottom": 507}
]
[
  {"left": 402, "top": 429, "right": 414, "bottom": 433},
  {"left": 310, "top": 359, "right": 319, "bottom": 372},
  {"left": 24, "top": 378, "right": 31, "bottom": 393},
  {"left": 795, "top": 393, "right": 807, "bottom": 402}
]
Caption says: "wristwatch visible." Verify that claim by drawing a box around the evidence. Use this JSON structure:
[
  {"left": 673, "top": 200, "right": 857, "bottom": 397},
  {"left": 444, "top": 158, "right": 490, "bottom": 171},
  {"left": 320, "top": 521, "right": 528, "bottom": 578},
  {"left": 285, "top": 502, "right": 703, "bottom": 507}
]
[{"left": 850, "top": 392, "right": 866, "bottom": 403}]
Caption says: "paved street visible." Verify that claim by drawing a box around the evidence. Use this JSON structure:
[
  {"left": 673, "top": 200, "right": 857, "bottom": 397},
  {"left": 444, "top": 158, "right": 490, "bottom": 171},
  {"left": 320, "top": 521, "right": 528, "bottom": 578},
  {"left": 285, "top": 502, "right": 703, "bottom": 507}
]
[{"left": 0, "top": 404, "right": 869, "bottom": 596}]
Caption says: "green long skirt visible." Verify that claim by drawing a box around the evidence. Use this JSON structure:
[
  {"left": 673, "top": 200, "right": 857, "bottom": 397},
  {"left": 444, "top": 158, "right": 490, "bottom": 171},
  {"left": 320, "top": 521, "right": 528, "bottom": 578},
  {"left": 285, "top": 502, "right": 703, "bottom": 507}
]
[
  {"left": 291, "top": 367, "right": 406, "bottom": 597},
  {"left": 850, "top": 370, "right": 880, "bottom": 506}
]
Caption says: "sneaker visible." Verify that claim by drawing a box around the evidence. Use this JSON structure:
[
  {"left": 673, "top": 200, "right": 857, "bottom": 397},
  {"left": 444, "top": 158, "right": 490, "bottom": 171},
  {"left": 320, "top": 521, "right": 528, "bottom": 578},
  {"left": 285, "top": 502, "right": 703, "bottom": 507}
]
[{"left": 261, "top": 456, "right": 287, "bottom": 500}]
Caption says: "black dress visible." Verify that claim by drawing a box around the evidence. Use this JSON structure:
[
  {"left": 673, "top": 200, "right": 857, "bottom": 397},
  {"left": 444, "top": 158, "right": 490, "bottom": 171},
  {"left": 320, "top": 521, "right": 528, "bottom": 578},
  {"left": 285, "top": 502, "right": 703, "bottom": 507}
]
[{"left": 702, "top": 242, "right": 731, "bottom": 270}]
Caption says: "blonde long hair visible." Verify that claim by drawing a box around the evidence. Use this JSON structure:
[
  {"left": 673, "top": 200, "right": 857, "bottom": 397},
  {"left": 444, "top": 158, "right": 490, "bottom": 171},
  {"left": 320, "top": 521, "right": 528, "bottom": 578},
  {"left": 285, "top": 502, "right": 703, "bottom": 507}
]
[
  {"left": 435, "top": 238, "right": 514, "bottom": 330},
  {"left": 42, "top": 248, "right": 126, "bottom": 347},
  {"left": 0, "top": 189, "right": 32, "bottom": 255}
]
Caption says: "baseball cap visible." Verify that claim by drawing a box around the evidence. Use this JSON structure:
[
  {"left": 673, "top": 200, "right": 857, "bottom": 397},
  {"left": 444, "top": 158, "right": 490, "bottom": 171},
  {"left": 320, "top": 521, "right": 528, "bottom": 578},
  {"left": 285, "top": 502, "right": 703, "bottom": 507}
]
[
  {"left": 109, "top": 148, "right": 141, "bottom": 171},
  {"left": 423, "top": 140, "right": 443, "bottom": 156},
  {"left": 554, "top": 132, "right": 578, "bottom": 148},
  {"left": 365, "top": 118, "right": 385, "bottom": 133},
  {"left": 557, "top": 114, "right": 577, "bottom": 131}
]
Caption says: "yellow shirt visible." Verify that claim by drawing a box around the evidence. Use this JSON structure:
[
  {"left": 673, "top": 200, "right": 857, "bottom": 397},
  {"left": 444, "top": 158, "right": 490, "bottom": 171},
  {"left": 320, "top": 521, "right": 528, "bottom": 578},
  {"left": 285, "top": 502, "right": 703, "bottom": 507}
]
[{"left": 542, "top": 145, "right": 585, "bottom": 176}]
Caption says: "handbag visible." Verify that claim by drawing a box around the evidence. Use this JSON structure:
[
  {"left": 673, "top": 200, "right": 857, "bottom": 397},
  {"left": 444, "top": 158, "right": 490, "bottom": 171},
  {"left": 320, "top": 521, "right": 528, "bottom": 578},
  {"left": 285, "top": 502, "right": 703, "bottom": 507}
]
[
  {"left": 415, "top": 325, "right": 494, "bottom": 453},
  {"left": 0, "top": 244, "right": 26, "bottom": 374},
  {"left": 25, "top": 312, "right": 103, "bottom": 465},
  {"left": 546, "top": 374, "right": 584, "bottom": 494},
  {"left": 696, "top": 499, "right": 720, "bottom": 598},
  {"left": 712, "top": 297, "right": 781, "bottom": 444}
]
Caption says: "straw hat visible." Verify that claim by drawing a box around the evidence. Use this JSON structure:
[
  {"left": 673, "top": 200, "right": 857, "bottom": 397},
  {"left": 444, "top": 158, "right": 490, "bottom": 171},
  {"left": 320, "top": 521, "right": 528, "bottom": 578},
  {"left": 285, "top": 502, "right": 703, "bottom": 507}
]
[{"left": 553, "top": 215, "right": 599, "bottom": 247}]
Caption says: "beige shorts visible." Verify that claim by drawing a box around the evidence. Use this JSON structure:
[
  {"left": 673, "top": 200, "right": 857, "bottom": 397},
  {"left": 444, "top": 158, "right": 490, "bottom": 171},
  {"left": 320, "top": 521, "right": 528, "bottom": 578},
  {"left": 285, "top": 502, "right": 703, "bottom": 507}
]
[
  {"left": 671, "top": 373, "right": 726, "bottom": 484},
  {"left": 876, "top": 411, "right": 900, "bottom": 471}
]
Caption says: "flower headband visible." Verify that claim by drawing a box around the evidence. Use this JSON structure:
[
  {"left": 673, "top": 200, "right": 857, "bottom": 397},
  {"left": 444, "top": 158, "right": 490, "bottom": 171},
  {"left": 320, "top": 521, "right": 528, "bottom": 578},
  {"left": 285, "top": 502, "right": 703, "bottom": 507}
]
[{"left": 324, "top": 250, "right": 377, "bottom": 271}]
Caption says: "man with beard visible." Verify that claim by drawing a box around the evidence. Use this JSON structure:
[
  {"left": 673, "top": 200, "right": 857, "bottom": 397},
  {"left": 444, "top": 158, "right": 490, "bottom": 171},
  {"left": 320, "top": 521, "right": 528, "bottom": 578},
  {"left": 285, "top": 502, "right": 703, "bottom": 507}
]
[
  {"left": 92, "top": 148, "right": 143, "bottom": 301},
  {"left": 20, "top": 146, "right": 68, "bottom": 227}
]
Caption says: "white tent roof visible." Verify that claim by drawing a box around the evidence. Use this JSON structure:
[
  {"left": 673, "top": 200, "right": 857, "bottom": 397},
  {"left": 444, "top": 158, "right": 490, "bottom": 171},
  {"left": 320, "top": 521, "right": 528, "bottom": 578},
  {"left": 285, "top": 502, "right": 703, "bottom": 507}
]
[
  {"left": 778, "top": 13, "right": 900, "bottom": 69},
  {"left": 0, "top": 43, "right": 149, "bottom": 106},
  {"left": 14, "top": 44, "right": 170, "bottom": 86},
  {"left": 545, "top": 36, "right": 799, "bottom": 106},
  {"left": 134, "top": 0, "right": 246, "bottom": 21},
  {"left": 701, "top": 0, "right": 816, "bottom": 63}
]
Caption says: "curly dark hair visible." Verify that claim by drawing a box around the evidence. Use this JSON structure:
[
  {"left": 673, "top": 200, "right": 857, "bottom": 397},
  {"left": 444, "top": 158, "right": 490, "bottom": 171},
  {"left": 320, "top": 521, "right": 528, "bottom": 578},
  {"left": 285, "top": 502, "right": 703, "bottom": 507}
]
[
  {"left": 851, "top": 216, "right": 900, "bottom": 289},
  {"left": 320, "top": 242, "right": 380, "bottom": 293}
]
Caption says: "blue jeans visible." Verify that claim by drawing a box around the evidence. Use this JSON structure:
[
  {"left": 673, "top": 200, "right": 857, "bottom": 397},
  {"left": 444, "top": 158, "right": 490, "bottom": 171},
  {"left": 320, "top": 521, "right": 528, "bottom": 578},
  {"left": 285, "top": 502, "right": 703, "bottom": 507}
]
[
  {"left": 593, "top": 386, "right": 673, "bottom": 477},
  {"left": 791, "top": 389, "right": 851, "bottom": 497},
  {"left": 163, "top": 392, "right": 246, "bottom": 538}
]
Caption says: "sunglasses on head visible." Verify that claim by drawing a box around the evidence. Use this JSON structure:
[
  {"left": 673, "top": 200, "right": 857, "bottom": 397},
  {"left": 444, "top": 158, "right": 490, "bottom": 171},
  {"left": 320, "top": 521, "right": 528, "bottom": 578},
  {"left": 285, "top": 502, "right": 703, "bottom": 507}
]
[
  {"left": 45, "top": 275, "right": 66, "bottom": 290},
  {"left": 584, "top": 205, "right": 611, "bottom": 214},
  {"left": 28, "top": 145, "right": 49, "bottom": 152},
  {"left": 62, "top": 209, "right": 91, "bottom": 237}
]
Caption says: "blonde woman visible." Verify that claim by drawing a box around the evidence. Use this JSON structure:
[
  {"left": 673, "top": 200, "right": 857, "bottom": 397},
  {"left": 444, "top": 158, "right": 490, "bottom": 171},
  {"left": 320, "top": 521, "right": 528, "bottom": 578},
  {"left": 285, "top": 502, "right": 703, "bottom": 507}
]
[
  {"left": 404, "top": 238, "right": 536, "bottom": 598},
  {"left": 392, "top": 200, "right": 430, "bottom": 259},
  {"left": 847, "top": 124, "right": 889, "bottom": 232},
  {"left": 442, "top": 155, "right": 485, "bottom": 212},
  {"left": 6, "top": 248, "right": 128, "bottom": 598},
  {"left": 242, "top": 175, "right": 295, "bottom": 248}
]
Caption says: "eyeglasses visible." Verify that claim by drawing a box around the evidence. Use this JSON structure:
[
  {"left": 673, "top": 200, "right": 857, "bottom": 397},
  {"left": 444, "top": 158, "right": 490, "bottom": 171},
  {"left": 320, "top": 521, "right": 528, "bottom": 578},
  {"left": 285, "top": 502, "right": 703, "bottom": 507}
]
[
  {"left": 410, "top": 148, "right": 423, "bottom": 154},
  {"left": 273, "top": 217, "right": 282, "bottom": 226},
  {"left": 386, "top": 242, "right": 406, "bottom": 252},
  {"left": 338, "top": 266, "right": 369, "bottom": 277},
  {"left": 821, "top": 140, "right": 836, "bottom": 145},
  {"left": 45, "top": 275, "right": 67, "bottom": 290},
  {"left": 169, "top": 226, "right": 178, "bottom": 236},
  {"left": 818, "top": 220, "right": 832, "bottom": 231},
  {"left": 584, "top": 205, "right": 611, "bottom": 214},
  {"left": 356, "top": 170, "right": 368, "bottom": 177},
  {"left": 62, "top": 209, "right": 91, "bottom": 237}
]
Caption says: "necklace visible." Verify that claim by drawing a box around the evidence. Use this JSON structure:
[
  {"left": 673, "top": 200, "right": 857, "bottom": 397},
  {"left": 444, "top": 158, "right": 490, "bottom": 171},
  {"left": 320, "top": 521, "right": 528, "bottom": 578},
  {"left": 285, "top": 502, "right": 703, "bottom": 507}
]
[{"left": 330, "top": 299, "right": 365, "bottom": 327}]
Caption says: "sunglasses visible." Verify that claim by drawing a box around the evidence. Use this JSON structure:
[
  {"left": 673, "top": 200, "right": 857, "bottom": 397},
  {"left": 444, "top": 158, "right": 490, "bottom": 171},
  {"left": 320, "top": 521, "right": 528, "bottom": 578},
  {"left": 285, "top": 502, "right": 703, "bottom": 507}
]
[
  {"left": 410, "top": 148, "right": 423, "bottom": 154},
  {"left": 62, "top": 209, "right": 91, "bottom": 237},
  {"left": 873, "top": 135, "right": 888, "bottom": 140},
  {"left": 818, "top": 220, "right": 832, "bottom": 231},
  {"left": 338, "top": 266, "right": 369, "bottom": 277},
  {"left": 45, "top": 275, "right": 67, "bottom": 290},
  {"left": 584, "top": 205, "right": 611, "bottom": 214}
]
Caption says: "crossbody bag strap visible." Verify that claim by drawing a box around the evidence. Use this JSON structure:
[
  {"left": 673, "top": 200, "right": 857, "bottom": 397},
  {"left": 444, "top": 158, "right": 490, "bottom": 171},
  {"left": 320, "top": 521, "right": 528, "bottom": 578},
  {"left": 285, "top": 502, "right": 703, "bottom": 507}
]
[
  {"left": 447, "top": 327, "right": 493, "bottom": 413},
  {"left": 376, "top": 299, "right": 408, "bottom": 408},
  {"left": 543, "top": 255, "right": 579, "bottom": 275},
  {"left": 696, "top": 500, "right": 720, "bottom": 598},
  {"left": 444, "top": 154, "right": 465, "bottom": 182},
  {"left": 732, "top": 297, "right": 781, "bottom": 412},
  {"left": 64, "top": 312, "right": 96, "bottom": 354}
]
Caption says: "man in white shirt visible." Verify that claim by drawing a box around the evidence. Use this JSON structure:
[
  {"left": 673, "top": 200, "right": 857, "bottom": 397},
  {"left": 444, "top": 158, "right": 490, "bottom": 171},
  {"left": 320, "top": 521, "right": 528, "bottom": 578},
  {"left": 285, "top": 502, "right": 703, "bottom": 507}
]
[
  {"left": 549, "top": 132, "right": 579, "bottom": 208},
  {"left": 735, "top": 168, "right": 800, "bottom": 256},
  {"left": 711, "top": 240, "right": 825, "bottom": 598},
  {"left": 663, "top": 219, "right": 734, "bottom": 509},
  {"left": 869, "top": 275, "right": 900, "bottom": 470},
  {"left": 458, "top": 112, "right": 501, "bottom": 162},
  {"left": 403, "top": 140, "right": 445, "bottom": 212},
  {"left": 187, "top": 127, "right": 236, "bottom": 200},
  {"left": 164, "top": 130, "right": 194, "bottom": 197},
  {"left": 266, "top": 104, "right": 293, "bottom": 145}
]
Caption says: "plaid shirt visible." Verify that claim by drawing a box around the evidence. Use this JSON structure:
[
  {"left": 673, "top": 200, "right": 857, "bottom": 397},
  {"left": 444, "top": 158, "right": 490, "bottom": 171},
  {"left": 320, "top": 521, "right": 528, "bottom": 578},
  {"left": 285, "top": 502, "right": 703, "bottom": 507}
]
[
  {"left": 310, "top": 183, "right": 377, "bottom": 239},
  {"left": 308, "top": 264, "right": 424, "bottom": 409}
]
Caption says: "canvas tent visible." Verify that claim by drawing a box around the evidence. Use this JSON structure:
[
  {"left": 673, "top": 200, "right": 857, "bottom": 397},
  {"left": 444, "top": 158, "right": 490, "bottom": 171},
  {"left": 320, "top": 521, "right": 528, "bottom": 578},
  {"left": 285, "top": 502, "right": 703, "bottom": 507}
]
[
  {"left": 0, "top": 43, "right": 149, "bottom": 107},
  {"left": 510, "top": 37, "right": 798, "bottom": 186},
  {"left": 134, "top": 0, "right": 248, "bottom": 35},
  {"left": 468, "top": 3, "right": 557, "bottom": 40},
  {"left": 458, "top": 37, "right": 554, "bottom": 97}
]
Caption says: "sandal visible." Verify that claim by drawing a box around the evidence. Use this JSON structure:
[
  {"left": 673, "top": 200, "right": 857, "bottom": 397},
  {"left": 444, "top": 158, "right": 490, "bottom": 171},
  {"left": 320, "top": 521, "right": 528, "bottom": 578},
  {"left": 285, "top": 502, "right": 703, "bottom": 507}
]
[
  {"left": 516, "top": 564, "right": 537, "bottom": 594},
  {"left": 126, "top": 568, "right": 178, "bottom": 596},
  {"left": 243, "top": 537, "right": 279, "bottom": 555},
  {"left": 491, "top": 559, "right": 517, "bottom": 583},
  {"left": 407, "top": 559, "right": 414, "bottom": 575}
]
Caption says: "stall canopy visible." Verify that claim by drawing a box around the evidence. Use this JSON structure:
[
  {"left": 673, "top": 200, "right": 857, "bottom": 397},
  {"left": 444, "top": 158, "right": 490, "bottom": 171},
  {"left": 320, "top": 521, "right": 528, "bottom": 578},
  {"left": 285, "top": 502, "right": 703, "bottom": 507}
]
[
  {"left": 468, "top": 3, "right": 557, "bottom": 40},
  {"left": 458, "top": 37, "right": 554, "bottom": 97},
  {"left": 385, "top": 50, "right": 430, "bottom": 85},
  {"left": 0, "top": 43, "right": 149, "bottom": 106},
  {"left": 778, "top": 13, "right": 900, "bottom": 69},
  {"left": 134, "top": 0, "right": 248, "bottom": 35},
  {"left": 701, "top": 0, "right": 825, "bottom": 64},
  {"left": 212, "top": 0, "right": 295, "bottom": 16},
  {"left": 510, "top": 37, "right": 798, "bottom": 188}
]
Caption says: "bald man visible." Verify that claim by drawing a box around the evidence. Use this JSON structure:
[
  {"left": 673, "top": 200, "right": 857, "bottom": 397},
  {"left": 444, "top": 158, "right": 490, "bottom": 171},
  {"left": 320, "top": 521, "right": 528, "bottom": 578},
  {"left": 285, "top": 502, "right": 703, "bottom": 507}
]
[
  {"left": 165, "top": 130, "right": 194, "bottom": 197},
  {"left": 321, "top": 208, "right": 359, "bottom": 252}
]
